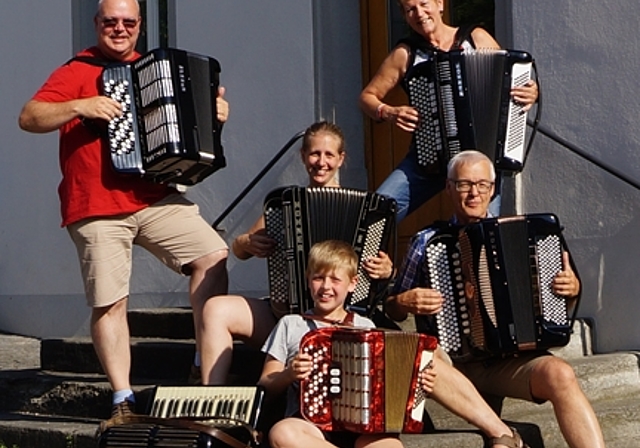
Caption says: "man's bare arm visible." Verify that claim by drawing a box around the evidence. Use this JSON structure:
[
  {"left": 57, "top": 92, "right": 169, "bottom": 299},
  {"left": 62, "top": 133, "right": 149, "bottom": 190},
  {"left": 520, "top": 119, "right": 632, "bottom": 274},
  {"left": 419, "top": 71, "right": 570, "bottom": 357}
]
[{"left": 19, "top": 97, "right": 122, "bottom": 134}]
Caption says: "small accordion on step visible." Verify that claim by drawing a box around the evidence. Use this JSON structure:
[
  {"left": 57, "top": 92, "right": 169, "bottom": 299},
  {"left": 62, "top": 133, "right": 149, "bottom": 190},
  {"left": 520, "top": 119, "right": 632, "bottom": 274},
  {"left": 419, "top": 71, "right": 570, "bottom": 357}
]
[
  {"left": 102, "top": 48, "right": 226, "bottom": 185},
  {"left": 299, "top": 327, "right": 437, "bottom": 434},
  {"left": 264, "top": 186, "right": 396, "bottom": 316},
  {"left": 423, "top": 213, "right": 577, "bottom": 362},
  {"left": 97, "top": 386, "right": 264, "bottom": 448},
  {"left": 405, "top": 48, "right": 533, "bottom": 173}
]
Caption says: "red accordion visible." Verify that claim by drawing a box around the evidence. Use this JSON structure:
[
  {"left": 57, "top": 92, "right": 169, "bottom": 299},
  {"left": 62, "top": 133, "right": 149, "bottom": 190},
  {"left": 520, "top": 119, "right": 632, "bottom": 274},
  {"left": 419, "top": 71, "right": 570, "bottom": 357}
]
[{"left": 299, "top": 327, "right": 437, "bottom": 434}]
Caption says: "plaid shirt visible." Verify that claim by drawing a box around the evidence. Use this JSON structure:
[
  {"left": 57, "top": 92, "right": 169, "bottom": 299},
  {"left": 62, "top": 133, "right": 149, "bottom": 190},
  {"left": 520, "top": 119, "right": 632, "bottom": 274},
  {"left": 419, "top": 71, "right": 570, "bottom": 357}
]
[{"left": 391, "top": 226, "right": 441, "bottom": 334}]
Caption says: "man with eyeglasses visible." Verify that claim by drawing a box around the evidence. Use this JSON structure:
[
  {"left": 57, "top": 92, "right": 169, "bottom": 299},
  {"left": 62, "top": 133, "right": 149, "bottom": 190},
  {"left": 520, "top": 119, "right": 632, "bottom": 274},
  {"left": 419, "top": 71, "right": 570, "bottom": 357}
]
[
  {"left": 385, "top": 150, "right": 606, "bottom": 448},
  {"left": 18, "top": 0, "right": 230, "bottom": 419}
]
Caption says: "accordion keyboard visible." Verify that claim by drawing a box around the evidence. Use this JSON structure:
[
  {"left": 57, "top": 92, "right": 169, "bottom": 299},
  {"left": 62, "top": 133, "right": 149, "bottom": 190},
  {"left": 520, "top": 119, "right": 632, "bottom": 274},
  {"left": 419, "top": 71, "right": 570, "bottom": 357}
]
[
  {"left": 503, "top": 61, "right": 532, "bottom": 164},
  {"left": 149, "top": 386, "right": 263, "bottom": 426}
]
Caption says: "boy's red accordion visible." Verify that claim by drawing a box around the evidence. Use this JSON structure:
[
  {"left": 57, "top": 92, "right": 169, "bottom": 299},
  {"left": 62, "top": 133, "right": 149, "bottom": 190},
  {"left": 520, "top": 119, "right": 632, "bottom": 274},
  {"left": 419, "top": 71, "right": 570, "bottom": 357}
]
[
  {"left": 299, "top": 327, "right": 437, "bottom": 434},
  {"left": 102, "top": 48, "right": 226, "bottom": 185},
  {"left": 423, "top": 213, "right": 577, "bottom": 362}
]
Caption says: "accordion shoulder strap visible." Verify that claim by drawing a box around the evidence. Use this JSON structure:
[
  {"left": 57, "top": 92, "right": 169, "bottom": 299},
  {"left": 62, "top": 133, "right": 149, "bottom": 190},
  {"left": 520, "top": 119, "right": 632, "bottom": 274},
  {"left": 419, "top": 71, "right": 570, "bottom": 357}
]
[
  {"left": 453, "top": 23, "right": 480, "bottom": 49},
  {"left": 98, "top": 414, "right": 258, "bottom": 448},
  {"left": 302, "top": 311, "right": 355, "bottom": 328},
  {"left": 64, "top": 56, "right": 111, "bottom": 67},
  {"left": 396, "top": 23, "right": 479, "bottom": 53}
]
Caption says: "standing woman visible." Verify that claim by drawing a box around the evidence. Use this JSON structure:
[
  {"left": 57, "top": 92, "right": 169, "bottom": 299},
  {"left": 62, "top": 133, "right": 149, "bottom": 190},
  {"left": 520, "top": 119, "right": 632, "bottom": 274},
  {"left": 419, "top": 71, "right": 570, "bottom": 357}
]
[
  {"left": 199, "top": 121, "right": 392, "bottom": 385},
  {"left": 360, "top": 0, "right": 538, "bottom": 222}
]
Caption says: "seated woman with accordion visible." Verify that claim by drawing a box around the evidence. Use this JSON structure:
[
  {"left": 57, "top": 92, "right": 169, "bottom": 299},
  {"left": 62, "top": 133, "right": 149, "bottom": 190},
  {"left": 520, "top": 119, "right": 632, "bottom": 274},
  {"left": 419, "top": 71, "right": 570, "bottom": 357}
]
[{"left": 198, "top": 121, "right": 393, "bottom": 386}]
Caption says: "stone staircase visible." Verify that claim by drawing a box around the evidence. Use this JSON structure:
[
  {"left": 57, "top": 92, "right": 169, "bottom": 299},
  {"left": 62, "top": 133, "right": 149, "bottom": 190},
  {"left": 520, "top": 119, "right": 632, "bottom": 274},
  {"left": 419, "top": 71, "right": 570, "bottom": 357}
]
[{"left": 0, "top": 310, "right": 638, "bottom": 448}]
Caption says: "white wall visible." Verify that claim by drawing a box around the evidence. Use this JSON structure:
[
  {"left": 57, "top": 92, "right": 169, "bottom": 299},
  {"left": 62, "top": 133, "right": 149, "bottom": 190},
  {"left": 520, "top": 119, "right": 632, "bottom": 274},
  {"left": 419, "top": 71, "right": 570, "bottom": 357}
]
[
  {"left": 6, "top": 0, "right": 636, "bottom": 353},
  {"left": 173, "top": 1, "right": 367, "bottom": 299},
  {"left": 510, "top": 1, "right": 640, "bottom": 352},
  {"left": 0, "top": 1, "right": 366, "bottom": 338}
]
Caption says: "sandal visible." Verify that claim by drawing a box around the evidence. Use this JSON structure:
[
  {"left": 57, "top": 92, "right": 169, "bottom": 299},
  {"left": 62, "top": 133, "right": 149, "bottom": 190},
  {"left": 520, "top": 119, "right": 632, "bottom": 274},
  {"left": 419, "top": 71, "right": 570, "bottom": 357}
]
[{"left": 489, "top": 427, "right": 529, "bottom": 448}]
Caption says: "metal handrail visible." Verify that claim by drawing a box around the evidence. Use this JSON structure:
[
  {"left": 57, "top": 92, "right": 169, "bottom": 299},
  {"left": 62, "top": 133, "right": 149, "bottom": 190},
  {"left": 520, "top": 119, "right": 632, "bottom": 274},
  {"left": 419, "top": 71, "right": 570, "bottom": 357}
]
[
  {"left": 212, "top": 130, "right": 305, "bottom": 230},
  {"left": 533, "top": 122, "right": 640, "bottom": 191}
]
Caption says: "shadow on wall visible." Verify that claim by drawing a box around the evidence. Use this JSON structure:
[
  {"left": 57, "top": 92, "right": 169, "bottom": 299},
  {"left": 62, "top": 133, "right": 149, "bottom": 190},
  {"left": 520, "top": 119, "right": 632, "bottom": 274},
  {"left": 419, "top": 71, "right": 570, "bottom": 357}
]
[{"left": 573, "top": 212, "right": 640, "bottom": 353}]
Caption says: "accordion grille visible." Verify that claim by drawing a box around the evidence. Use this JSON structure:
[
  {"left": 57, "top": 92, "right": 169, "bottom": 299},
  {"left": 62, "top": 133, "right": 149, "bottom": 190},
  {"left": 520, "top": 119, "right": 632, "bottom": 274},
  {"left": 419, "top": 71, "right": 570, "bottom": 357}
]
[
  {"left": 100, "top": 426, "right": 204, "bottom": 447},
  {"left": 536, "top": 234, "right": 568, "bottom": 325},
  {"left": 144, "top": 104, "right": 180, "bottom": 154}
]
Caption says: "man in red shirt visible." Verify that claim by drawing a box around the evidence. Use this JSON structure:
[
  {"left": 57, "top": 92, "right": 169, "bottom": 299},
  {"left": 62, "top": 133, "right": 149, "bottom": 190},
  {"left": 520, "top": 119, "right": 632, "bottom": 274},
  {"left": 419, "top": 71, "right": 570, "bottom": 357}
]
[{"left": 19, "top": 0, "right": 229, "bottom": 418}]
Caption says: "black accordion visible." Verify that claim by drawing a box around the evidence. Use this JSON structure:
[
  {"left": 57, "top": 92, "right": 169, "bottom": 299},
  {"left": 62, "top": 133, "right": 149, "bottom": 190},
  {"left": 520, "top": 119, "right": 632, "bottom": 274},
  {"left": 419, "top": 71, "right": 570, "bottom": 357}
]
[
  {"left": 405, "top": 48, "right": 533, "bottom": 173},
  {"left": 98, "top": 386, "right": 264, "bottom": 448},
  {"left": 422, "top": 214, "right": 577, "bottom": 362},
  {"left": 264, "top": 187, "right": 396, "bottom": 316},
  {"left": 299, "top": 327, "right": 437, "bottom": 434},
  {"left": 102, "top": 48, "right": 226, "bottom": 185}
]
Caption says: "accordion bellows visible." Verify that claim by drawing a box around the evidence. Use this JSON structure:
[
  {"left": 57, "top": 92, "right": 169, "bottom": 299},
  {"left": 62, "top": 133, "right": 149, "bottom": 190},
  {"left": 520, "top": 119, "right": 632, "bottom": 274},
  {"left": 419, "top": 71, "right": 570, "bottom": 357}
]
[
  {"left": 264, "top": 187, "right": 396, "bottom": 316},
  {"left": 299, "top": 327, "right": 437, "bottom": 434}
]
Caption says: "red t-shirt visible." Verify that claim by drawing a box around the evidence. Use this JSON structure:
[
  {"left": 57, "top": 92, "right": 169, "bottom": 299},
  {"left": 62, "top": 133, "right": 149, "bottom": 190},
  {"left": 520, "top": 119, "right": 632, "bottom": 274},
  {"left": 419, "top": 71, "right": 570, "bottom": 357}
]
[{"left": 32, "top": 46, "right": 172, "bottom": 227}]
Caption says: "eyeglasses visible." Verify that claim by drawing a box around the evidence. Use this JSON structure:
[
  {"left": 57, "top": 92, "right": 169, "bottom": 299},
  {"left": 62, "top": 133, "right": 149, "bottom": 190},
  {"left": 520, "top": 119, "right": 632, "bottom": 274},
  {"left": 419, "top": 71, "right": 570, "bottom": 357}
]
[
  {"left": 99, "top": 16, "right": 140, "bottom": 30},
  {"left": 449, "top": 179, "right": 494, "bottom": 194}
]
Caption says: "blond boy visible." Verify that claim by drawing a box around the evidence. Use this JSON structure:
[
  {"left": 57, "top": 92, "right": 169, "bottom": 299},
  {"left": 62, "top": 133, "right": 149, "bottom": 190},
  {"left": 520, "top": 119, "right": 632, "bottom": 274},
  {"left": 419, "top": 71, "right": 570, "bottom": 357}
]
[{"left": 258, "top": 240, "right": 435, "bottom": 448}]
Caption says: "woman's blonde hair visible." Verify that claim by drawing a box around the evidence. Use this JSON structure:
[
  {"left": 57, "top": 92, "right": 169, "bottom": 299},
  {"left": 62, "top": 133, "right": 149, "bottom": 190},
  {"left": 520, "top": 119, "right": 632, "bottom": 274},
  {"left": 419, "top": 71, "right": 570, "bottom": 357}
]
[{"left": 301, "top": 121, "right": 346, "bottom": 155}]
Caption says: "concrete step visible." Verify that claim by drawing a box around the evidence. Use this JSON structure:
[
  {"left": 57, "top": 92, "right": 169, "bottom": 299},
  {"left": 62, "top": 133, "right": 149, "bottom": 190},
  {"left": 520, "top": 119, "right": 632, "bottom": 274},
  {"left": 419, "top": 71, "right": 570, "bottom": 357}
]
[
  {"left": 41, "top": 337, "right": 196, "bottom": 380},
  {"left": 18, "top": 312, "right": 640, "bottom": 448},
  {"left": 1, "top": 387, "right": 639, "bottom": 448},
  {"left": 127, "top": 307, "right": 194, "bottom": 339},
  {"left": 40, "top": 336, "right": 265, "bottom": 384},
  {"left": 0, "top": 341, "right": 638, "bottom": 447}
]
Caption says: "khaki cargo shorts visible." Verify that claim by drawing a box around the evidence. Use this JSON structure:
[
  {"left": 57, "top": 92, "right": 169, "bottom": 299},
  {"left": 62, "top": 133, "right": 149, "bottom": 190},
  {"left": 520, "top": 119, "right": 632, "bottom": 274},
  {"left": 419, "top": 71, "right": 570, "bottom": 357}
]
[{"left": 67, "top": 194, "right": 227, "bottom": 307}]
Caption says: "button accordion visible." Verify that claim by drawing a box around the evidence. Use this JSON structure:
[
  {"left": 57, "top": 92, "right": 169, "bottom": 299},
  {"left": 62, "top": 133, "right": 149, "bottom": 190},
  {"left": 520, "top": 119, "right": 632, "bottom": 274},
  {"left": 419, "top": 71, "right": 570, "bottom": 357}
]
[
  {"left": 299, "top": 327, "right": 437, "bottom": 434},
  {"left": 405, "top": 48, "right": 533, "bottom": 173},
  {"left": 97, "top": 386, "right": 264, "bottom": 448},
  {"left": 422, "top": 213, "right": 577, "bottom": 362},
  {"left": 102, "top": 48, "right": 226, "bottom": 185},
  {"left": 263, "top": 186, "right": 396, "bottom": 317}
]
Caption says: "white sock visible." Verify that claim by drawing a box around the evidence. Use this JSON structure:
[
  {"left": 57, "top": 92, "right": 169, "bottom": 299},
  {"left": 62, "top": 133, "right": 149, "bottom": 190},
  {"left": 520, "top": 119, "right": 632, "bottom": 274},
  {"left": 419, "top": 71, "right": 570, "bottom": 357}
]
[
  {"left": 112, "top": 389, "right": 135, "bottom": 405},
  {"left": 194, "top": 351, "right": 201, "bottom": 367}
]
